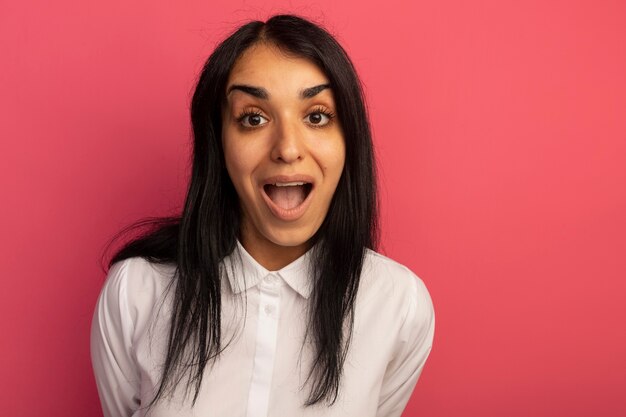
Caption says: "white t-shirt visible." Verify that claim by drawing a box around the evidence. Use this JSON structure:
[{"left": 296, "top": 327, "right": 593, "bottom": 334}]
[{"left": 91, "top": 241, "right": 435, "bottom": 417}]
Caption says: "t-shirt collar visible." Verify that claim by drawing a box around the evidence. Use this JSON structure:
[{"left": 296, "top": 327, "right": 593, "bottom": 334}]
[{"left": 224, "top": 239, "right": 315, "bottom": 299}]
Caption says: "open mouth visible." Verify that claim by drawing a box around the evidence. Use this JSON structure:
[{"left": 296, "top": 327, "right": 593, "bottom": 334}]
[{"left": 263, "top": 182, "right": 313, "bottom": 210}]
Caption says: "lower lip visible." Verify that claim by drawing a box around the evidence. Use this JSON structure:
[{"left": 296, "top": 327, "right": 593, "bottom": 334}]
[{"left": 260, "top": 185, "right": 314, "bottom": 221}]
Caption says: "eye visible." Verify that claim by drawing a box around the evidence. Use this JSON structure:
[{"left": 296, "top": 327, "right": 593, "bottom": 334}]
[
  {"left": 237, "top": 110, "right": 269, "bottom": 128},
  {"left": 304, "top": 107, "right": 336, "bottom": 127}
]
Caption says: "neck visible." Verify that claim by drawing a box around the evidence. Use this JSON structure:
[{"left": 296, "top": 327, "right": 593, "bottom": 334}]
[{"left": 239, "top": 224, "right": 311, "bottom": 271}]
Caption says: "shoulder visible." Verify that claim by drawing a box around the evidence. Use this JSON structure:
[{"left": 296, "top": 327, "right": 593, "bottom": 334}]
[
  {"left": 361, "top": 250, "right": 431, "bottom": 302},
  {"left": 98, "top": 257, "right": 177, "bottom": 335},
  {"left": 360, "top": 249, "right": 434, "bottom": 328},
  {"left": 104, "top": 257, "right": 176, "bottom": 299}
]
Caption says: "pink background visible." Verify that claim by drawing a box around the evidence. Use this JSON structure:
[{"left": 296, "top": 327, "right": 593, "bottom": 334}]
[{"left": 1, "top": 1, "right": 625, "bottom": 416}]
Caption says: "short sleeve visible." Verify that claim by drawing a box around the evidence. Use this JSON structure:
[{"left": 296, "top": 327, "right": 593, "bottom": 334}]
[
  {"left": 377, "top": 273, "right": 435, "bottom": 417},
  {"left": 90, "top": 260, "right": 141, "bottom": 417}
]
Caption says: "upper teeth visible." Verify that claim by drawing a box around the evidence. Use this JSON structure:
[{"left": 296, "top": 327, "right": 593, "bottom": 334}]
[{"left": 274, "top": 182, "right": 306, "bottom": 186}]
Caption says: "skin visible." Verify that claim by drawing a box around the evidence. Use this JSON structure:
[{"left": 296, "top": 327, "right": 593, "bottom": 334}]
[{"left": 222, "top": 42, "right": 346, "bottom": 271}]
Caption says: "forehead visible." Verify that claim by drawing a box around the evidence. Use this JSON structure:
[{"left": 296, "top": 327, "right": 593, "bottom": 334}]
[{"left": 226, "top": 43, "right": 329, "bottom": 93}]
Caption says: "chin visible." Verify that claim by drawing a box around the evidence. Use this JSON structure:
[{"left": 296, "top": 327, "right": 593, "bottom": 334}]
[{"left": 263, "top": 227, "right": 316, "bottom": 248}]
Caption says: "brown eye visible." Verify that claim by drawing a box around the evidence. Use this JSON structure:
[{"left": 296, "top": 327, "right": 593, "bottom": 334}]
[
  {"left": 248, "top": 114, "right": 262, "bottom": 126},
  {"left": 239, "top": 113, "right": 269, "bottom": 128},
  {"left": 306, "top": 112, "right": 330, "bottom": 126},
  {"left": 309, "top": 113, "right": 322, "bottom": 124}
]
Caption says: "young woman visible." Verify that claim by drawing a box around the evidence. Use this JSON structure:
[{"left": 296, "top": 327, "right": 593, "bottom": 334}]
[{"left": 91, "top": 14, "right": 434, "bottom": 417}]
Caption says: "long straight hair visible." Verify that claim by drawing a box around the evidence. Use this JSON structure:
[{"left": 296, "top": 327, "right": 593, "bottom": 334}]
[{"left": 109, "top": 14, "right": 378, "bottom": 408}]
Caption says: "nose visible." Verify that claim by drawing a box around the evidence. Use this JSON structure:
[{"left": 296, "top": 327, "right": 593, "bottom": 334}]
[{"left": 270, "top": 118, "right": 304, "bottom": 163}]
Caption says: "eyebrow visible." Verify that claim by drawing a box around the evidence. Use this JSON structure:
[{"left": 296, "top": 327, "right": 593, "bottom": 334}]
[
  {"left": 301, "top": 84, "right": 331, "bottom": 99},
  {"left": 226, "top": 83, "right": 331, "bottom": 100},
  {"left": 227, "top": 84, "right": 268, "bottom": 99}
]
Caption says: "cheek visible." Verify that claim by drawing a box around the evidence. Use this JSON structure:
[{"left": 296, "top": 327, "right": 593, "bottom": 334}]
[
  {"left": 223, "top": 132, "right": 255, "bottom": 183},
  {"left": 322, "top": 141, "right": 346, "bottom": 179},
  {"left": 312, "top": 130, "right": 345, "bottom": 172},
  {"left": 223, "top": 147, "right": 250, "bottom": 196},
  {"left": 223, "top": 140, "right": 270, "bottom": 208}
]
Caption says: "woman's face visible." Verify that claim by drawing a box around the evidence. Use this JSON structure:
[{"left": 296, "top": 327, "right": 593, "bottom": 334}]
[{"left": 222, "top": 43, "right": 345, "bottom": 267}]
